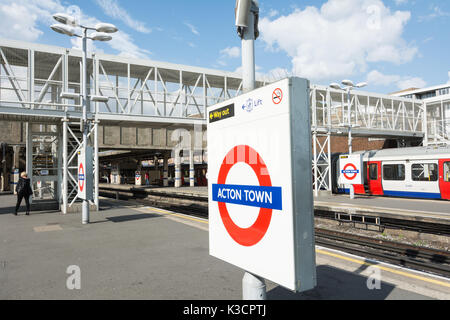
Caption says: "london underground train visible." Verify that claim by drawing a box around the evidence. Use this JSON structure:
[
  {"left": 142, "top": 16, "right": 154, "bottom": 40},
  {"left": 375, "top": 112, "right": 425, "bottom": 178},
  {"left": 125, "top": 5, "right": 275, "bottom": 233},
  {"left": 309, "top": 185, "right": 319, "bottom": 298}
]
[{"left": 334, "top": 146, "right": 450, "bottom": 200}]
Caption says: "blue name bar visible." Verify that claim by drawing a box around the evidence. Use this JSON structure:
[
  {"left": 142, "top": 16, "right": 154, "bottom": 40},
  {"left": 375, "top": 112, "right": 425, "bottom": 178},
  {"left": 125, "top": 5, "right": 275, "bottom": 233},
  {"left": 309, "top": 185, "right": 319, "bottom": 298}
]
[{"left": 212, "top": 184, "right": 282, "bottom": 210}]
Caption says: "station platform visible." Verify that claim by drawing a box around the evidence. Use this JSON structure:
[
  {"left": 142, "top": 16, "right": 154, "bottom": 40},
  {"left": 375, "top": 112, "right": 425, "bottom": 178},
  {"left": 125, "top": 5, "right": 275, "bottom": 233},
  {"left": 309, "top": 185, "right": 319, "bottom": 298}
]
[
  {"left": 0, "top": 194, "right": 448, "bottom": 300},
  {"left": 99, "top": 184, "right": 450, "bottom": 226},
  {"left": 315, "top": 193, "right": 450, "bottom": 226}
]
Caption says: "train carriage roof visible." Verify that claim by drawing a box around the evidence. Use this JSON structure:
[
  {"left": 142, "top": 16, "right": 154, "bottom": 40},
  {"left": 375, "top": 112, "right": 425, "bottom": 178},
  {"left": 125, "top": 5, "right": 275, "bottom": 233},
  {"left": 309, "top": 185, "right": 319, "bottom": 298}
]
[{"left": 350, "top": 146, "right": 450, "bottom": 161}]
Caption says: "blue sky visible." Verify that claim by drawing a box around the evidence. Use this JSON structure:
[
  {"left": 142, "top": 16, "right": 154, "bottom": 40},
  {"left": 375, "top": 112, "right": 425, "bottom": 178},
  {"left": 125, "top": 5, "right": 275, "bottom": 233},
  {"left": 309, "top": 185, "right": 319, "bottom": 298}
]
[{"left": 0, "top": 0, "right": 449, "bottom": 93}]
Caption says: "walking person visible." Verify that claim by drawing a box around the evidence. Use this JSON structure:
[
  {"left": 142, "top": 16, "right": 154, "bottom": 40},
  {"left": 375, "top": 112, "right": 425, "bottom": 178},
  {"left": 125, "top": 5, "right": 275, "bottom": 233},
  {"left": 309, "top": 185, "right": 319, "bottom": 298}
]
[{"left": 15, "top": 172, "right": 33, "bottom": 216}]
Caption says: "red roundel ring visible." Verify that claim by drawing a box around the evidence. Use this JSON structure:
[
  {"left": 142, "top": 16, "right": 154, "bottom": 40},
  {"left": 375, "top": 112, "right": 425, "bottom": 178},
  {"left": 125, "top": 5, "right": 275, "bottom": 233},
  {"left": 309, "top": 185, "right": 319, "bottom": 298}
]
[
  {"left": 343, "top": 163, "right": 358, "bottom": 180},
  {"left": 79, "top": 163, "right": 85, "bottom": 192},
  {"left": 217, "top": 145, "right": 273, "bottom": 247}
]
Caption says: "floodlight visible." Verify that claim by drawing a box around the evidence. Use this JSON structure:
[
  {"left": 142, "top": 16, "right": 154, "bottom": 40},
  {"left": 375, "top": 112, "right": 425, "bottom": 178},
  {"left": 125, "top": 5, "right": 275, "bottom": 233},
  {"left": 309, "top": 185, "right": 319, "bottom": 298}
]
[
  {"left": 356, "top": 82, "right": 368, "bottom": 88},
  {"left": 90, "top": 32, "right": 112, "bottom": 42},
  {"left": 90, "top": 95, "right": 109, "bottom": 103},
  {"left": 95, "top": 23, "right": 118, "bottom": 33},
  {"left": 51, "top": 24, "right": 77, "bottom": 37},
  {"left": 329, "top": 83, "right": 342, "bottom": 90},
  {"left": 53, "top": 13, "right": 78, "bottom": 27},
  {"left": 60, "top": 92, "right": 80, "bottom": 100},
  {"left": 342, "top": 80, "right": 354, "bottom": 87}
]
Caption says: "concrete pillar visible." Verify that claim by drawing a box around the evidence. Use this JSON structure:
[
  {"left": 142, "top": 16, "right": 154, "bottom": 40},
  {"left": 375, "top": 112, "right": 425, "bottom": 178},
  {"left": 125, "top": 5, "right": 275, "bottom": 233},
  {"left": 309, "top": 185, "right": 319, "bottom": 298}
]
[
  {"left": 189, "top": 150, "right": 195, "bottom": 187},
  {"left": 163, "top": 153, "right": 169, "bottom": 187},
  {"left": 175, "top": 150, "right": 181, "bottom": 188},
  {"left": 1, "top": 143, "right": 7, "bottom": 192}
]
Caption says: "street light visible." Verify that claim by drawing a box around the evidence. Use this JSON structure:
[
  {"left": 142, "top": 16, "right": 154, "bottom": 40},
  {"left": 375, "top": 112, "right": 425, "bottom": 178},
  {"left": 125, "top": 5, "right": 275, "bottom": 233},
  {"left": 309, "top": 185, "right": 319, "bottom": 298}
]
[
  {"left": 328, "top": 80, "right": 367, "bottom": 154},
  {"left": 329, "top": 80, "right": 367, "bottom": 200},
  {"left": 52, "top": 13, "right": 117, "bottom": 225}
]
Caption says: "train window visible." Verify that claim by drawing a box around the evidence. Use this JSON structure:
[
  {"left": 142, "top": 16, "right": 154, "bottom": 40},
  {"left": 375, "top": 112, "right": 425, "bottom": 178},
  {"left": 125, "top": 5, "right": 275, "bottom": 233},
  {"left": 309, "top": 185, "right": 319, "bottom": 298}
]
[
  {"left": 444, "top": 162, "right": 450, "bottom": 182},
  {"left": 411, "top": 164, "right": 438, "bottom": 182},
  {"left": 383, "top": 164, "right": 405, "bottom": 181},
  {"left": 369, "top": 164, "right": 378, "bottom": 180}
]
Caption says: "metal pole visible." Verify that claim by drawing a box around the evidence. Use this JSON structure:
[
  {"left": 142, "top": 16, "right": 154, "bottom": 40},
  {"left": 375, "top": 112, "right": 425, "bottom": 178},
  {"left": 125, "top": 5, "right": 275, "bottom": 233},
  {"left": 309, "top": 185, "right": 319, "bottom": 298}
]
[
  {"left": 82, "top": 29, "right": 89, "bottom": 224},
  {"left": 347, "top": 88, "right": 354, "bottom": 199},
  {"left": 163, "top": 153, "right": 169, "bottom": 187},
  {"left": 240, "top": 1, "right": 266, "bottom": 300},
  {"left": 347, "top": 88, "right": 352, "bottom": 155},
  {"left": 189, "top": 149, "right": 195, "bottom": 187},
  {"left": 62, "top": 118, "right": 68, "bottom": 214},
  {"left": 243, "top": 272, "right": 266, "bottom": 300}
]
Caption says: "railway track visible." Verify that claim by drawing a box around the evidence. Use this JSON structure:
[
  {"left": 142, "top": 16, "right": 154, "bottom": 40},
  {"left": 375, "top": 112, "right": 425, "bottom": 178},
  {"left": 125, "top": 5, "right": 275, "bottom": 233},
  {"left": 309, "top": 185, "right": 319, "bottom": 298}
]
[
  {"left": 315, "top": 228, "right": 450, "bottom": 278},
  {"left": 100, "top": 191, "right": 450, "bottom": 278}
]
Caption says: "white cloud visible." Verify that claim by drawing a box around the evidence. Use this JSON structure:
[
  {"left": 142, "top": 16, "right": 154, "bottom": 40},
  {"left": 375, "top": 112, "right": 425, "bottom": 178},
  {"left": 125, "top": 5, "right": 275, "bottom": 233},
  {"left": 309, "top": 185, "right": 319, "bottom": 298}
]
[
  {"left": 0, "top": 0, "right": 64, "bottom": 41},
  {"left": 419, "top": 6, "right": 450, "bottom": 22},
  {"left": 0, "top": 0, "right": 151, "bottom": 60},
  {"left": 220, "top": 46, "right": 241, "bottom": 59},
  {"left": 367, "top": 70, "right": 426, "bottom": 90},
  {"left": 184, "top": 22, "right": 199, "bottom": 35},
  {"left": 95, "top": 0, "right": 151, "bottom": 33},
  {"left": 259, "top": 0, "right": 418, "bottom": 81}
]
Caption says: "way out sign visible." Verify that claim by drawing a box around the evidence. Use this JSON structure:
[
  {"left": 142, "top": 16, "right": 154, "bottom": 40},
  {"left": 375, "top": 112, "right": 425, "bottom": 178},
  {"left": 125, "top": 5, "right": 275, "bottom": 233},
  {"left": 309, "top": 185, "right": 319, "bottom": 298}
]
[{"left": 208, "top": 78, "right": 316, "bottom": 292}]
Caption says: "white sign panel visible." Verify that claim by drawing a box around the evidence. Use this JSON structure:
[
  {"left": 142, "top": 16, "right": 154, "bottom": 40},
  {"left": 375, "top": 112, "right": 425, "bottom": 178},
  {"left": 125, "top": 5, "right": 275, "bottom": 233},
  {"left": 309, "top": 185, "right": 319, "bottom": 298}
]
[
  {"left": 78, "top": 147, "right": 93, "bottom": 200},
  {"left": 135, "top": 171, "right": 142, "bottom": 186},
  {"left": 208, "top": 78, "right": 316, "bottom": 292},
  {"left": 339, "top": 154, "right": 364, "bottom": 185}
]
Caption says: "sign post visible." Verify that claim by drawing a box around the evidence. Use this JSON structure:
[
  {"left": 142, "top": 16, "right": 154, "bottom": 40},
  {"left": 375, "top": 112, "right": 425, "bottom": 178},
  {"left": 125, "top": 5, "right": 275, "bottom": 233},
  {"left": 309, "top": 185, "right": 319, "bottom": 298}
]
[
  {"left": 208, "top": 78, "right": 316, "bottom": 297},
  {"left": 78, "top": 146, "right": 93, "bottom": 224},
  {"left": 339, "top": 154, "right": 363, "bottom": 199}
]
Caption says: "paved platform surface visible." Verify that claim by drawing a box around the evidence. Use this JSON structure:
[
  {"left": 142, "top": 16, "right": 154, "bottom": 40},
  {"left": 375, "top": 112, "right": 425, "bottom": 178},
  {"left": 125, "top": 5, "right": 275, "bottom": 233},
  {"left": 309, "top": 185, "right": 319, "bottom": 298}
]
[{"left": 0, "top": 194, "right": 449, "bottom": 300}]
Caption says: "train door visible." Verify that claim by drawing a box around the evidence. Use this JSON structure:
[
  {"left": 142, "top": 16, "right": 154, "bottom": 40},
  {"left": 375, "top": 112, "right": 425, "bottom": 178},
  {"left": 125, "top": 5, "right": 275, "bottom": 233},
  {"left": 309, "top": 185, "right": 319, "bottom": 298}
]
[
  {"left": 439, "top": 159, "right": 450, "bottom": 200},
  {"left": 408, "top": 161, "right": 440, "bottom": 199},
  {"left": 367, "top": 161, "right": 383, "bottom": 195}
]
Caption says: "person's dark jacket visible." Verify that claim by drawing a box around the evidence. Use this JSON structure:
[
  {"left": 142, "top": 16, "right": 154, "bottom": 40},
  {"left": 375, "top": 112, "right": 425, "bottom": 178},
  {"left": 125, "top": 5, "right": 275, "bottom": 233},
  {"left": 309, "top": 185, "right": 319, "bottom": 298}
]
[{"left": 16, "top": 177, "right": 33, "bottom": 196}]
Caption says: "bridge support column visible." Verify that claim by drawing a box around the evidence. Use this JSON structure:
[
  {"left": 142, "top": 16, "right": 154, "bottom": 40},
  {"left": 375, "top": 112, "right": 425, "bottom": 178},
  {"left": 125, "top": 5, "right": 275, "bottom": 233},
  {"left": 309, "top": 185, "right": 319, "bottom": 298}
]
[
  {"left": 62, "top": 119, "right": 68, "bottom": 214},
  {"left": 175, "top": 150, "right": 181, "bottom": 188},
  {"left": 25, "top": 123, "right": 33, "bottom": 201},
  {"left": 189, "top": 149, "right": 194, "bottom": 187},
  {"left": 163, "top": 153, "right": 169, "bottom": 187}
]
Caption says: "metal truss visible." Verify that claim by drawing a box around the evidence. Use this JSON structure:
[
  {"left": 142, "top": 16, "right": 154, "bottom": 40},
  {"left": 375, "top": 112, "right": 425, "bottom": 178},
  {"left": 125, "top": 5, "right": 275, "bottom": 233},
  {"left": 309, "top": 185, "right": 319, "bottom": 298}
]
[
  {"left": 310, "top": 85, "right": 428, "bottom": 194},
  {"left": 1, "top": 38, "right": 449, "bottom": 204}
]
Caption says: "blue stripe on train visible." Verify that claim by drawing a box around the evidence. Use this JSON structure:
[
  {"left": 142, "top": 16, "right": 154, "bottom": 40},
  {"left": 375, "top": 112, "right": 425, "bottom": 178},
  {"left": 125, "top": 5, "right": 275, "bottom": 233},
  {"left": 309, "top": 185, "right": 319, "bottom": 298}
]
[
  {"left": 383, "top": 190, "right": 442, "bottom": 199},
  {"left": 338, "top": 188, "right": 442, "bottom": 199}
]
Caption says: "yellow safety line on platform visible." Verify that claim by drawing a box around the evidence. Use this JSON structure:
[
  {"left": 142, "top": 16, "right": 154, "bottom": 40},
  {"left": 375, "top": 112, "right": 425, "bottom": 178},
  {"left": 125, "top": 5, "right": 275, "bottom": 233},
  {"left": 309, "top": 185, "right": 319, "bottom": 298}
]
[
  {"left": 316, "top": 249, "right": 450, "bottom": 289},
  {"left": 145, "top": 207, "right": 450, "bottom": 289}
]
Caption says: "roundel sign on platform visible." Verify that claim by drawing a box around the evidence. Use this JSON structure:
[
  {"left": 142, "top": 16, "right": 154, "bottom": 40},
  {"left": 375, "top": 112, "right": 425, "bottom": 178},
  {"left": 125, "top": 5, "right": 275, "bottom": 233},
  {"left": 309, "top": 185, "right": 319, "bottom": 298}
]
[
  {"left": 342, "top": 163, "right": 359, "bottom": 181},
  {"left": 212, "top": 145, "right": 282, "bottom": 247},
  {"left": 78, "top": 163, "right": 85, "bottom": 192}
]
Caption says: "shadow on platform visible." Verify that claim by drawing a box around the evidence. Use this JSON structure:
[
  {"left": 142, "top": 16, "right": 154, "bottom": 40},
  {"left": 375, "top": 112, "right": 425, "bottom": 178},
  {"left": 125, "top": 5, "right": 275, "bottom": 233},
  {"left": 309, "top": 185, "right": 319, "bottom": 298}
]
[
  {"left": 106, "top": 213, "right": 161, "bottom": 223},
  {"left": 267, "top": 265, "right": 396, "bottom": 300}
]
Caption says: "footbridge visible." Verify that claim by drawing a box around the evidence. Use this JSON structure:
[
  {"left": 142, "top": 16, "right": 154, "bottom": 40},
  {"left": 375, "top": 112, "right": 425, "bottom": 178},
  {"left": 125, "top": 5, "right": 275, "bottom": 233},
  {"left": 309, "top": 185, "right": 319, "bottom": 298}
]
[{"left": 0, "top": 38, "right": 447, "bottom": 211}]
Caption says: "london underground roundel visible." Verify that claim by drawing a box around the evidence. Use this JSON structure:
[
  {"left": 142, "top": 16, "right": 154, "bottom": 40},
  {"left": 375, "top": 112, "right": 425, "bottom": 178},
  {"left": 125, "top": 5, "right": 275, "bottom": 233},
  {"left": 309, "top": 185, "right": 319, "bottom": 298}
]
[
  {"left": 342, "top": 163, "right": 359, "bottom": 181},
  {"left": 212, "top": 145, "right": 282, "bottom": 247},
  {"left": 79, "top": 163, "right": 85, "bottom": 192}
]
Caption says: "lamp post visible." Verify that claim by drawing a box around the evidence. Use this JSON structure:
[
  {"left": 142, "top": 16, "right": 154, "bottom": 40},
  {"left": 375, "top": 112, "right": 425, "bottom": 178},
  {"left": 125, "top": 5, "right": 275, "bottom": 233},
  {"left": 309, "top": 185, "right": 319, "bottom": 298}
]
[
  {"left": 51, "top": 14, "right": 117, "bottom": 224},
  {"left": 329, "top": 80, "right": 367, "bottom": 154},
  {"left": 329, "top": 80, "right": 367, "bottom": 200}
]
